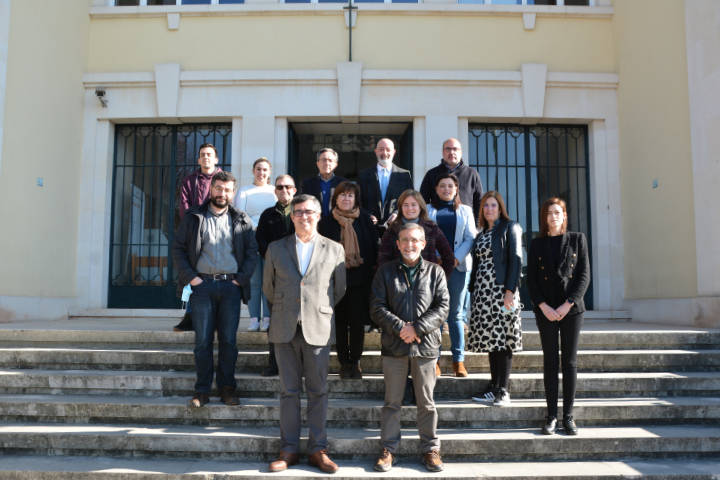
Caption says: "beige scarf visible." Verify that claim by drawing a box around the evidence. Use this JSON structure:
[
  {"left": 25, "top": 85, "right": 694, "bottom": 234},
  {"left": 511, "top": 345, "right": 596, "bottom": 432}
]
[{"left": 332, "top": 206, "right": 364, "bottom": 268}]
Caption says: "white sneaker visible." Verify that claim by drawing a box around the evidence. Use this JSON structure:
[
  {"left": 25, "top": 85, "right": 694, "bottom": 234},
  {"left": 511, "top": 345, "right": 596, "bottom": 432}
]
[
  {"left": 247, "top": 318, "right": 260, "bottom": 332},
  {"left": 260, "top": 317, "right": 270, "bottom": 332}
]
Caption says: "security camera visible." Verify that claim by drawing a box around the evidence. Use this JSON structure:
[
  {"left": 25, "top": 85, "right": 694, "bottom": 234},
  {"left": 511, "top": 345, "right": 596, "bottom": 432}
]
[{"left": 95, "top": 87, "right": 107, "bottom": 108}]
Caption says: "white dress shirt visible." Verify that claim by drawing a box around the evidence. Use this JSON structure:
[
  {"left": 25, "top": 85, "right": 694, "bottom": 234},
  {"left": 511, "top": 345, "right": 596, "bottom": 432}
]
[{"left": 295, "top": 233, "right": 316, "bottom": 276}]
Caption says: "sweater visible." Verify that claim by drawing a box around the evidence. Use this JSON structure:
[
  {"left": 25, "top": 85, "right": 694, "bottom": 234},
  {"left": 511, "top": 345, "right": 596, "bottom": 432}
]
[
  {"left": 419, "top": 160, "right": 484, "bottom": 223},
  {"left": 233, "top": 184, "right": 277, "bottom": 229}
]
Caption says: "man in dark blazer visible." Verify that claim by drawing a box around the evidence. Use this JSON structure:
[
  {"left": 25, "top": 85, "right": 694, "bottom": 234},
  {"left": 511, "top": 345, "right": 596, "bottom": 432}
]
[
  {"left": 263, "top": 194, "right": 347, "bottom": 474},
  {"left": 300, "top": 148, "right": 347, "bottom": 217},
  {"left": 356, "top": 138, "right": 413, "bottom": 236},
  {"left": 420, "top": 138, "right": 484, "bottom": 223}
]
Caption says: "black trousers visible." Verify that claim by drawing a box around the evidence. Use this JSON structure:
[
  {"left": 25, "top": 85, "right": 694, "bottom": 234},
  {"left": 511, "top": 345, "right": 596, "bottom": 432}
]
[
  {"left": 488, "top": 350, "right": 514, "bottom": 390},
  {"left": 535, "top": 311, "right": 584, "bottom": 417},
  {"left": 334, "top": 286, "right": 368, "bottom": 365}
]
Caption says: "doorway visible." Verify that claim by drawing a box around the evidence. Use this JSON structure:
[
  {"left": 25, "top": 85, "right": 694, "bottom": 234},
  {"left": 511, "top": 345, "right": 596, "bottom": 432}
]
[{"left": 287, "top": 123, "right": 413, "bottom": 184}]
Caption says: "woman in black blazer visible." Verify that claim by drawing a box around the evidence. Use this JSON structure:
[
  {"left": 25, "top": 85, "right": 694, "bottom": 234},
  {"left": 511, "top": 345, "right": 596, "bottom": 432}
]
[
  {"left": 318, "top": 181, "right": 379, "bottom": 380},
  {"left": 527, "top": 197, "right": 590, "bottom": 436}
]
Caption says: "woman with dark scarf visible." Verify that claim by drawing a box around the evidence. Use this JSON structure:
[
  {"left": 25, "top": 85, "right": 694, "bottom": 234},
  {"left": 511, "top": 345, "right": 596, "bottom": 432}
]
[{"left": 319, "top": 181, "right": 379, "bottom": 379}]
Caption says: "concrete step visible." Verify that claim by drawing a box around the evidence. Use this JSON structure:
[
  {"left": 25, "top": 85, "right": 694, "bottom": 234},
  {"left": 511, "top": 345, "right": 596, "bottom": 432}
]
[
  {"left": 2, "top": 327, "right": 719, "bottom": 351},
  {"left": 1, "top": 394, "right": 718, "bottom": 429},
  {"left": 1, "top": 369, "right": 719, "bottom": 399},
  {"left": 0, "top": 423, "right": 719, "bottom": 461},
  {"left": 2, "top": 348, "right": 719, "bottom": 374},
  {"left": 2, "top": 455, "right": 720, "bottom": 479}
]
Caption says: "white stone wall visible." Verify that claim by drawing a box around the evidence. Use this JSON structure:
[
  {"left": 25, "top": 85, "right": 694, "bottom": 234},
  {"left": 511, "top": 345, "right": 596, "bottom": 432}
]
[
  {"left": 72, "top": 63, "right": 624, "bottom": 315},
  {"left": 0, "top": 0, "right": 9, "bottom": 180}
]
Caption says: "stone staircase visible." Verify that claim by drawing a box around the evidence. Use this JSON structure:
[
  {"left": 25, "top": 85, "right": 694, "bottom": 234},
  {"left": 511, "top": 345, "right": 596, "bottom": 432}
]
[{"left": 0, "top": 315, "right": 719, "bottom": 479}]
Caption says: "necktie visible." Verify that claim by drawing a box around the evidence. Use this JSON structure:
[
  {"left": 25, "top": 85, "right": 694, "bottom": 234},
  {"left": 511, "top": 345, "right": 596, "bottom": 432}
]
[{"left": 380, "top": 169, "right": 389, "bottom": 202}]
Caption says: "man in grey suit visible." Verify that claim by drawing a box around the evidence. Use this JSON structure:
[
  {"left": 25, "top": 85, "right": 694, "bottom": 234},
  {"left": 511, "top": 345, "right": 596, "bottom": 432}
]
[{"left": 263, "top": 194, "right": 347, "bottom": 474}]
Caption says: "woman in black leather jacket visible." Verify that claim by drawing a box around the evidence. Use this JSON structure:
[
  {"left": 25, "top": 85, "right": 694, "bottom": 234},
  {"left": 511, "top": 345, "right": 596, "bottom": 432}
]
[
  {"left": 467, "top": 191, "right": 523, "bottom": 407},
  {"left": 527, "top": 197, "right": 590, "bottom": 436}
]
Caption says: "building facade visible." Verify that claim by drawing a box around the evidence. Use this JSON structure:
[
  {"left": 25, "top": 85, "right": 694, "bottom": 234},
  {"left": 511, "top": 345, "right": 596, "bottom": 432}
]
[{"left": 0, "top": 0, "right": 718, "bottom": 327}]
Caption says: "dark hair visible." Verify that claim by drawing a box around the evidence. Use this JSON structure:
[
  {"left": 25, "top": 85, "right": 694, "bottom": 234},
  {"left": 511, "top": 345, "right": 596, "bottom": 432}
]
[
  {"left": 330, "top": 181, "right": 362, "bottom": 210},
  {"left": 253, "top": 157, "right": 271, "bottom": 170},
  {"left": 477, "top": 191, "right": 511, "bottom": 231},
  {"left": 211, "top": 171, "right": 237, "bottom": 191},
  {"left": 390, "top": 190, "right": 431, "bottom": 228},
  {"left": 431, "top": 173, "right": 461, "bottom": 211},
  {"left": 291, "top": 194, "right": 322, "bottom": 214},
  {"left": 197, "top": 143, "right": 218, "bottom": 158},
  {"left": 316, "top": 148, "right": 338, "bottom": 162},
  {"left": 539, "top": 197, "right": 568, "bottom": 238}
]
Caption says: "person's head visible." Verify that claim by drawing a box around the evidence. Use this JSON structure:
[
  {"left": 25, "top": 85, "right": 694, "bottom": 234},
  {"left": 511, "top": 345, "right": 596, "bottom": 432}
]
[
  {"left": 540, "top": 197, "right": 568, "bottom": 237},
  {"left": 316, "top": 148, "right": 339, "bottom": 179},
  {"left": 252, "top": 158, "right": 271, "bottom": 186},
  {"left": 274, "top": 174, "right": 296, "bottom": 206},
  {"left": 290, "top": 194, "right": 322, "bottom": 236},
  {"left": 442, "top": 138, "right": 462, "bottom": 167},
  {"left": 433, "top": 173, "right": 461, "bottom": 210},
  {"left": 331, "top": 181, "right": 361, "bottom": 213},
  {"left": 396, "top": 223, "right": 426, "bottom": 265},
  {"left": 209, "top": 171, "right": 237, "bottom": 209},
  {"left": 478, "top": 191, "right": 511, "bottom": 230},
  {"left": 375, "top": 138, "right": 396, "bottom": 168},
  {"left": 197, "top": 143, "right": 219, "bottom": 172},
  {"left": 396, "top": 190, "right": 430, "bottom": 224}
]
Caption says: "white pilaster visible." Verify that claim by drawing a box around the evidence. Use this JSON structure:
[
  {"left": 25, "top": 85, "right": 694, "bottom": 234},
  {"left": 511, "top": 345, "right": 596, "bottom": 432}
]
[
  {"left": 274, "top": 117, "right": 288, "bottom": 179},
  {"left": 458, "top": 118, "right": 469, "bottom": 158},
  {"left": 0, "top": 0, "right": 10, "bottom": 180},
  {"left": 424, "top": 115, "right": 459, "bottom": 179},
  {"left": 412, "top": 117, "right": 426, "bottom": 190},
  {"left": 240, "top": 116, "right": 276, "bottom": 187}
]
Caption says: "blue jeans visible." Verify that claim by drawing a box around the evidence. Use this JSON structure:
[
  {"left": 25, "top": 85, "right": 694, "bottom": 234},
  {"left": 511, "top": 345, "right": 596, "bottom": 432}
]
[
  {"left": 190, "top": 279, "right": 242, "bottom": 393},
  {"left": 440, "top": 266, "right": 471, "bottom": 362},
  {"left": 249, "top": 254, "right": 269, "bottom": 319}
]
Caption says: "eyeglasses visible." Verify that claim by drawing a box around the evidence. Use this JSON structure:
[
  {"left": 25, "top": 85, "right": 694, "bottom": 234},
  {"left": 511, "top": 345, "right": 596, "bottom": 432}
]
[
  {"left": 293, "top": 210, "right": 317, "bottom": 218},
  {"left": 276, "top": 185, "right": 295, "bottom": 191},
  {"left": 399, "top": 237, "right": 423, "bottom": 245},
  {"left": 443, "top": 147, "right": 461, "bottom": 152},
  {"left": 212, "top": 186, "right": 234, "bottom": 194}
]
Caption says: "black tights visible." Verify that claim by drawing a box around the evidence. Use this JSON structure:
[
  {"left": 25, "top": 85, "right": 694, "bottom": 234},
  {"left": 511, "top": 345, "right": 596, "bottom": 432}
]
[
  {"left": 334, "top": 286, "right": 367, "bottom": 365},
  {"left": 536, "top": 312, "right": 584, "bottom": 417},
  {"left": 488, "top": 349, "right": 514, "bottom": 390}
]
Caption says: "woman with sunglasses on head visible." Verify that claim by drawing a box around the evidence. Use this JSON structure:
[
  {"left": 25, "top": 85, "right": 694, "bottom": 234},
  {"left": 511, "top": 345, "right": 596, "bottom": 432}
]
[
  {"left": 468, "top": 191, "right": 523, "bottom": 407},
  {"left": 427, "top": 173, "right": 477, "bottom": 377},
  {"left": 318, "top": 181, "right": 379, "bottom": 379},
  {"left": 234, "top": 158, "right": 277, "bottom": 333},
  {"left": 526, "top": 197, "right": 590, "bottom": 436}
]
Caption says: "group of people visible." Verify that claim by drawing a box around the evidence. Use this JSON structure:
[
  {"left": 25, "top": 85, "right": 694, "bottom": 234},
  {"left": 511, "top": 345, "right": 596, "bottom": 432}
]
[{"left": 170, "top": 138, "right": 590, "bottom": 474}]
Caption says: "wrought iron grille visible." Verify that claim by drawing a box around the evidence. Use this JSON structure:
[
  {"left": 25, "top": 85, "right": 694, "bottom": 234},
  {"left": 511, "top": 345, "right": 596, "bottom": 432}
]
[
  {"left": 108, "top": 124, "right": 232, "bottom": 308},
  {"left": 467, "top": 125, "right": 593, "bottom": 310}
]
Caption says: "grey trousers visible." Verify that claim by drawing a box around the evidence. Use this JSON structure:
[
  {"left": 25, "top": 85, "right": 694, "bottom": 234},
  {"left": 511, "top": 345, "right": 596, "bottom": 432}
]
[
  {"left": 275, "top": 324, "right": 331, "bottom": 455},
  {"left": 381, "top": 355, "right": 440, "bottom": 454}
]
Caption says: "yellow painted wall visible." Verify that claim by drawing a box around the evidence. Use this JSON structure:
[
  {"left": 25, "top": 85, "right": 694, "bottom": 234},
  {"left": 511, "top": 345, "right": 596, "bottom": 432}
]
[
  {"left": 613, "top": 0, "right": 697, "bottom": 299},
  {"left": 0, "top": 0, "right": 92, "bottom": 296},
  {"left": 88, "top": 14, "right": 614, "bottom": 73}
]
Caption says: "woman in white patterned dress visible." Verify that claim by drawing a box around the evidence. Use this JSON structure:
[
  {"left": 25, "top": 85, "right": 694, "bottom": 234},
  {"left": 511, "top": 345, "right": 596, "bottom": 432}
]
[{"left": 467, "top": 191, "right": 523, "bottom": 407}]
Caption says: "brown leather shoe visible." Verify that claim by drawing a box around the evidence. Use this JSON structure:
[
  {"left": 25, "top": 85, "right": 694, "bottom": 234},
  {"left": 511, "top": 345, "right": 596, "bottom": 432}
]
[
  {"left": 374, "top": 448, "right": 397, "bottom": 472},
  {"left": 308, "top": 449, "right": 339, "bottom": 473},
  {"left": 339, "top": 364, "right": 352, "bottom": 379},
  {"left": 350, "top": 363, "right": 363, "bottom": 379},
  {"left": 436, "top": 362, "right": 442, "bottom": 377},
  {"left": 268, "top": 451, "right": 299, "bottom": 472},
  {"left": 188, "top": 392, "right": 209, "bottom": 408},
  {"left": 220, "top": 386, "right": 240, "bottom": 406},
  {"left": 422, "top": 450, "right": 444, "bottom": 472},
  {"left": 453, "top": 361, "right": 468, "bottom": 377}
]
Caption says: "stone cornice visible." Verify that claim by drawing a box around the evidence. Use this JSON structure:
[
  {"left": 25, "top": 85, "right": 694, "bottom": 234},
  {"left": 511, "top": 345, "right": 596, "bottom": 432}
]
[{"left": 89, "top": 4, "right": 613, "bottom": 20}]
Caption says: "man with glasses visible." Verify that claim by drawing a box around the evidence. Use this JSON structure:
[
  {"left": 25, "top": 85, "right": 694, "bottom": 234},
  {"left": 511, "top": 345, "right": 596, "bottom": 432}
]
[
  {"left": 300, "top": 148, "right": 347, "bottom": 217},
  {"left": 171, "top": 171, "right": 258, "bottom": 408},
  {"left": 370, "top": 223, "right": 449, "bottom": 473},
  {"left": 263, "top": 194, "right": 346, "bottom": 474},
  {"left": 174, "top": 143, "right": 223, "bottom": 332},
  {"left": 420, "top": 138, "right": 484, "bottom": 222},
  {"left": 255, "top": 175, "right": 297, "bottom": 377}
]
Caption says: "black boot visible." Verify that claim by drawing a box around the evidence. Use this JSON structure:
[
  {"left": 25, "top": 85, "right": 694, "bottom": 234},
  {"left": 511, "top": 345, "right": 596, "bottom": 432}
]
[{"left": 173, "top": 312, "right": 193, "bottom": 332}]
